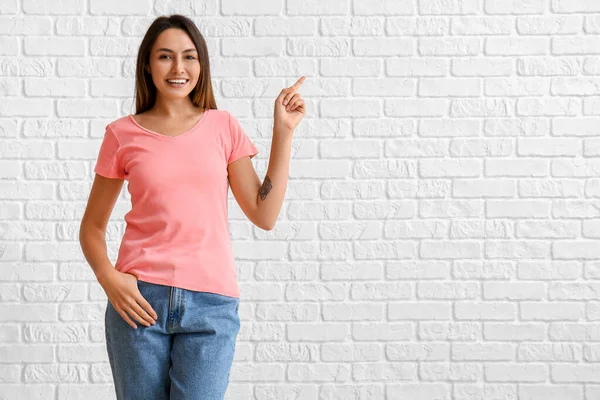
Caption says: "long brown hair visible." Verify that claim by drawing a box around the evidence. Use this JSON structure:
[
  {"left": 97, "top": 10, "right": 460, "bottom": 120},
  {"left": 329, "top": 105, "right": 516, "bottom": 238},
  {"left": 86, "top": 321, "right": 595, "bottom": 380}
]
[{"left": 133, "top": 14, "right": 217, "bottom": 114}]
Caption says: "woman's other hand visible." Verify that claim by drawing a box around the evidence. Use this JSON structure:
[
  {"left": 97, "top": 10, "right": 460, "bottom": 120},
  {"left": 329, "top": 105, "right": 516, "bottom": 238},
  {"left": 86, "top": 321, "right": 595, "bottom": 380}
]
[{"left": 99, "top": 270, "right": 158, "bottom": 329}]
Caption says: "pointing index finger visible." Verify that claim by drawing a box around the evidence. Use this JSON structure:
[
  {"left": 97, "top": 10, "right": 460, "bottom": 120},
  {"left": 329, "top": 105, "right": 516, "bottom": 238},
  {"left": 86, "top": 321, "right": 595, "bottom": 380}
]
[{"left": 292, "top": 76, "right": 306, "bottom": 90}]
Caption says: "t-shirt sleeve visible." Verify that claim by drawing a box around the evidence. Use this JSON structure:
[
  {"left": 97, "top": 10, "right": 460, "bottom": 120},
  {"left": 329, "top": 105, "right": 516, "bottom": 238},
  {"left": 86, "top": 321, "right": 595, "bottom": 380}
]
[
  {"left": 227, "top": 112, "right": 259, "bottom": 165},
  {"left": 94, "top": 125, "right": 125, "bottom": 179}
]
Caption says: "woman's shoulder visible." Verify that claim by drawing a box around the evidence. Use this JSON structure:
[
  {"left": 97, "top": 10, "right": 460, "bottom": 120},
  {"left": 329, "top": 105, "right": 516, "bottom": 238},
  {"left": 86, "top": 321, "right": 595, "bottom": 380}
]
[
  {"left": 202, "top": 108, "right": 234, "bottom": 128},
  {"left": 208, "top": 108, "right": 229, "bottom": 119},
  {"left": 105, "top": 114, "right": 133, "bottom": 134}
]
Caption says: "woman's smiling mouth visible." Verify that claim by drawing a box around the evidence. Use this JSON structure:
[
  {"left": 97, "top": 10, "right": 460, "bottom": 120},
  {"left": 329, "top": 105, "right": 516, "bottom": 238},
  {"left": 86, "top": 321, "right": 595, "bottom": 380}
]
[{"left": 166, "top": 79, "right": 189, "bottom": 88}]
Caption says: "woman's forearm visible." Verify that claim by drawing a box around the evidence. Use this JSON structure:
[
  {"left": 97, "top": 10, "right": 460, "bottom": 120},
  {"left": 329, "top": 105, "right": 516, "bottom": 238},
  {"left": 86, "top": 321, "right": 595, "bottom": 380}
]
[
  {"left": 79, "top": 226, "right": 118, "bottom": 285},
  {"left": 256, "top": 126, "right": 294, "bottom": 230}
]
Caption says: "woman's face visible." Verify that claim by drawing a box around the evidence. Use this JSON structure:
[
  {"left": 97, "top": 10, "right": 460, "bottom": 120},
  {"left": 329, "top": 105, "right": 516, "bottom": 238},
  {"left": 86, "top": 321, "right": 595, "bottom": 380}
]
[{"left": 146, "top": 28, "right": 201, "bottom": 100}]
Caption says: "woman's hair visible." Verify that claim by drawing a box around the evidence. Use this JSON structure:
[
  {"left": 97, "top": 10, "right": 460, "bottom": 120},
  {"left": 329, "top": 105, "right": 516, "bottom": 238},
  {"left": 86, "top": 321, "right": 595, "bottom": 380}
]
[{"left": 133, "top": 14, "right": 217, "bottom": 114}]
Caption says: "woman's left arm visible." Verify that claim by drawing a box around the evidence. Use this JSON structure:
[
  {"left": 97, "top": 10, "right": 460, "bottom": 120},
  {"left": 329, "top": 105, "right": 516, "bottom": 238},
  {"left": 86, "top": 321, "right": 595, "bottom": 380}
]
[{"left": 227, "top": 76, "right": 307, "bottom": 230}]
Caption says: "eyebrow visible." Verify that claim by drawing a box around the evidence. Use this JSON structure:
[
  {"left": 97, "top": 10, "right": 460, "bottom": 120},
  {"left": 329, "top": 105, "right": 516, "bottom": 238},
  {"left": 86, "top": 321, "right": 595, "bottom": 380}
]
[{"left": 156, "top": 48, "right": 197, "bottom": 53}]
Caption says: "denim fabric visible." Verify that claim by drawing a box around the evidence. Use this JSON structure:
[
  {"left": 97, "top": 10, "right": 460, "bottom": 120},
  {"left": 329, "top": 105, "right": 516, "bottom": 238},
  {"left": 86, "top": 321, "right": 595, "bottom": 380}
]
[{"left": 104, "top": 279, "right": 241, "bottom": 400}]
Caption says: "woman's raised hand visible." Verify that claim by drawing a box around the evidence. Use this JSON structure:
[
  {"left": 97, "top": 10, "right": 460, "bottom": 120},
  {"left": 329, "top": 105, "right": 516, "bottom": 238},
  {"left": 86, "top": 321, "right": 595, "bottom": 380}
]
[{"left": 274, "top": 76, "right": 306, "bottom": 133}]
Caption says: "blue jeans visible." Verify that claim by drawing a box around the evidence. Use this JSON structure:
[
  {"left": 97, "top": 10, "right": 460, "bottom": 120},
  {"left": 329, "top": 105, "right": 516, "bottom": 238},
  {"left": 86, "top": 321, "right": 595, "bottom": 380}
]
[{"left": 104, "top": 279, "right": 241, "bottom": 400}]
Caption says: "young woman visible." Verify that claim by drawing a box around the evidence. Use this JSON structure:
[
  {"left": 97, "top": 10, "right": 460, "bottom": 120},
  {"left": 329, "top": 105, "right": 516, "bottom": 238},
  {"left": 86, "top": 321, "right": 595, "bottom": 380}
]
[{"left": 79, "top": 14, "right": 305, "bottom": 400}]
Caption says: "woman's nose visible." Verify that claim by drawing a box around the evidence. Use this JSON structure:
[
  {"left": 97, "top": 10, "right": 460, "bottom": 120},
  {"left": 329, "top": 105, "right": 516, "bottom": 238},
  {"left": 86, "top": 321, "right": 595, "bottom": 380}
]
[{"left": 172, "top": 59, "right": 185, "bottom": 72}]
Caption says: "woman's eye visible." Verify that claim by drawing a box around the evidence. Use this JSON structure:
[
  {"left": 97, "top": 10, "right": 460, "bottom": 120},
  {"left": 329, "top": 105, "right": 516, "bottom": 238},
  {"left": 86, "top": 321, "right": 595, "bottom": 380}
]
[{"left": 159, "top": 55, "right": 195, "bottom": 60}]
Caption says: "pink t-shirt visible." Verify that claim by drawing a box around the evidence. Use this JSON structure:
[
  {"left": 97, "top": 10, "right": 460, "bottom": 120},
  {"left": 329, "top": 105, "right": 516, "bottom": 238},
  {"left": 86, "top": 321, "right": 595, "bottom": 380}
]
[{"left": 93, "top": 108, "right": 258, "bottom": 298}]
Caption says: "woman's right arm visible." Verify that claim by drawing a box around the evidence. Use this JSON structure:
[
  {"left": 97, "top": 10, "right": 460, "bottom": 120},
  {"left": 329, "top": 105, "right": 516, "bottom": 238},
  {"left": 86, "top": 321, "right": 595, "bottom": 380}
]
[
  {"left": 79, "top": 174, "right": 124, "bottom": 284},
  {"left": 79, "top": 174, "right": 157, "bottom": 329}
]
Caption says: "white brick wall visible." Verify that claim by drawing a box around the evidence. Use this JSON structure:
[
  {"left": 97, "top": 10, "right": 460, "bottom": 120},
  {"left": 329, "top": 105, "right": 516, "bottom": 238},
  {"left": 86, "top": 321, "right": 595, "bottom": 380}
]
[{"left": 1, "top": 0, "right": 600, "bottom": 399}]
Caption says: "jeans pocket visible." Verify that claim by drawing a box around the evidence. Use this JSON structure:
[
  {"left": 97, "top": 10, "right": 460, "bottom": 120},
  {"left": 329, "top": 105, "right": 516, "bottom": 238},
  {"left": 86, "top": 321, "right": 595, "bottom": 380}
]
[{"left": 105, "top": 302, "right": 115, "bottom": 366}]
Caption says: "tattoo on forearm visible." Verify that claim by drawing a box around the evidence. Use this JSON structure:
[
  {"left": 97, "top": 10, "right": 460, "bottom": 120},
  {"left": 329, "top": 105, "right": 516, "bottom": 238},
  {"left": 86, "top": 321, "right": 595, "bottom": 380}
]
[{"left": 259, "top": 175, "right": 272, "bottom": 201}]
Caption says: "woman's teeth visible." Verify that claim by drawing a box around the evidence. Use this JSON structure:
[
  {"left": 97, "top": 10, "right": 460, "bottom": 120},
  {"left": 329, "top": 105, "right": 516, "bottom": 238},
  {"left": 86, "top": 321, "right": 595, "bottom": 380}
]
[{"left": 166, "top": 79, "right": 188, "bottom": 87}]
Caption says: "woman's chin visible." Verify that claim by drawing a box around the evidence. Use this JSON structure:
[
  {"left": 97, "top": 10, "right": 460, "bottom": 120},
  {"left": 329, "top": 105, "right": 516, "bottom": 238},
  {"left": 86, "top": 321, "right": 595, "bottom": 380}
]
[{"left": 158, "top": 89, "right": 192, "bottom": 98}]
